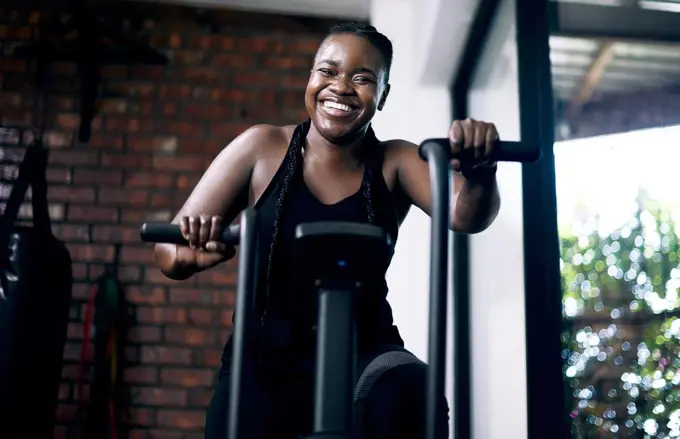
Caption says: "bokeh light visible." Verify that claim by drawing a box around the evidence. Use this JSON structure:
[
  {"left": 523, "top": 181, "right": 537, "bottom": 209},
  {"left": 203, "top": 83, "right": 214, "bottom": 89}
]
[{"left": 556, "top": 124, "right": 680, "bottom": 438}]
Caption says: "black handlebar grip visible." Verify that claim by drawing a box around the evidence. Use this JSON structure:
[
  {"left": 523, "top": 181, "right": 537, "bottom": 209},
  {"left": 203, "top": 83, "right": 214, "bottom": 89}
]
[
  {"left": 140, "top": 223, "right": 241, "bottom": 246},
  {"left": 418, "top": 139, "right": 541, "bottom": 163}
]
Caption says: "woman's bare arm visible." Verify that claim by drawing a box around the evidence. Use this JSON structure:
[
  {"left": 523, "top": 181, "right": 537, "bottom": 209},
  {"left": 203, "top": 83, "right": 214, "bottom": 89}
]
[{"left": 154, "top": 124, "right": 282, "bottom": 279}]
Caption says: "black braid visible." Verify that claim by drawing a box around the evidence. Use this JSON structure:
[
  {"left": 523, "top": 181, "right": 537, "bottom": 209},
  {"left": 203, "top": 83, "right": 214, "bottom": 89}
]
[{"left": 260, "top": 120, "right": 310, "bottom": 326}]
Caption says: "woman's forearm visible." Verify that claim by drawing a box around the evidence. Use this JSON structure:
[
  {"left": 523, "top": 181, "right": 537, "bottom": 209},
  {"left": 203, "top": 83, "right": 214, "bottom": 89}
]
[{"left": 451, "top": 171, "right": 501, "bottom": 234}]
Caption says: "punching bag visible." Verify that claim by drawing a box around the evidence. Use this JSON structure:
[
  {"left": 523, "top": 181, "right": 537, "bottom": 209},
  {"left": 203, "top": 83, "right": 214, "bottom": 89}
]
[{"left": 0, "top": 133, "right": 73, "bottom": 438}]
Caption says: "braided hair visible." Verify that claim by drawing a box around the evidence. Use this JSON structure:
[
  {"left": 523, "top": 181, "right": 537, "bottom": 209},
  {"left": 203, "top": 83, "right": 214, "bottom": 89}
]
[{"left": 260, "top": 23, "right": 393, "bottom": 327}]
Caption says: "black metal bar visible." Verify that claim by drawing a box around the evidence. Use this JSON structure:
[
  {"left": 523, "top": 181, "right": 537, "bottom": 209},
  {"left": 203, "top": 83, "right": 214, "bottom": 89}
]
[
  {"left": 517, "top": 0, "right": 569, "bottom": 438},
  {"left": 313, "top": 286, "right": 356, "bottom": 437},
  {"left": 228, "top": 209, "right": 258, "bottom": 439},
  {"left": 418, "top": 141, "right": 451, "bottom": 439},
  {"left": 550, "top": 1, "right": 680, "bottom": 43},
  {"left": 449, "top": 0, "right": 504, "bottom": 436}
]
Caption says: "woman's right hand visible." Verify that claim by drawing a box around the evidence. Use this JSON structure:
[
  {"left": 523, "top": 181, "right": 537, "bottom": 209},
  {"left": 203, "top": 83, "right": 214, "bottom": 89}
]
[{"left": 176, "top": 215, "right": 236, "bottom": 270}]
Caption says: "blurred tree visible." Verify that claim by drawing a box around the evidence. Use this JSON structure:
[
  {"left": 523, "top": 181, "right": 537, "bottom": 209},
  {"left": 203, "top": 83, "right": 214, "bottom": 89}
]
[{"left": 561, "top": 189, "right": 680, "bottom": 438}]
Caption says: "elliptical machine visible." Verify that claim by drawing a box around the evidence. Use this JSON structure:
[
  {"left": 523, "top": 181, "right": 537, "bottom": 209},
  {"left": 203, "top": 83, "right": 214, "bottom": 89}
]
[{"left": 140, "top": 138, "right": 539, "bottom": 439}]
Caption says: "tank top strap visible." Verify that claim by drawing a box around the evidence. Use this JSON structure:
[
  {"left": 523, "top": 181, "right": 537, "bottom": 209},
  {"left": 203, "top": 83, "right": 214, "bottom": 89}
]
[{"left": 254, "top": 121, "right": 310, "bottom": 210}]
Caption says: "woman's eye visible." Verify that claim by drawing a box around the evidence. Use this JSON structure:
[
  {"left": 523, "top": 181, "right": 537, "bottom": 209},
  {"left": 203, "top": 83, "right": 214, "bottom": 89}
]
[
  {"left": 354, "top": 77, "right": 371, "bottom": 84},
  {"left": 319, "top": 68, "right": 334, "bottom": 76}
]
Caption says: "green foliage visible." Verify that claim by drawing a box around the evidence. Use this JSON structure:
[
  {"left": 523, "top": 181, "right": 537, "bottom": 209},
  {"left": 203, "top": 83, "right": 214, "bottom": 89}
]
[{"left": 561, "top": 192, "right": 680, "bottom": 438}]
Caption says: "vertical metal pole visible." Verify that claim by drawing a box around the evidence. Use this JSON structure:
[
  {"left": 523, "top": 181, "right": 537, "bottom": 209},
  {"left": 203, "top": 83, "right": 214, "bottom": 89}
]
[
  {"left": 228, "top": 209, "right": 258, "bottom": 439},
  {"left": 420, "top": 141, "right": 451, "bottom": 439},
  {"left": 313, "top": 286, "right": 356, "bottom": 437}
]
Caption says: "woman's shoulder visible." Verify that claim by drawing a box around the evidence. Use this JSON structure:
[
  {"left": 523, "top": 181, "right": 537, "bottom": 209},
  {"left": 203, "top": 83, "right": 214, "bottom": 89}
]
[{"left": 235, "top": 124, "right": 295, "bottom": 156}]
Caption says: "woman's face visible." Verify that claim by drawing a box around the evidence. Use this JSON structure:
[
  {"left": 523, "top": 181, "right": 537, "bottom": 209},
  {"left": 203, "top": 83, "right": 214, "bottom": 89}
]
[{"left": 305, "top": 33, "right": 389, "bottom": 143}]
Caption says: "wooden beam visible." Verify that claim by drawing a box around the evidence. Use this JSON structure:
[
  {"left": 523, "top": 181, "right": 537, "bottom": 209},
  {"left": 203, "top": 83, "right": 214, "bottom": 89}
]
[{"left": 567, "top": 41, "right": 616, "bottom": 123}]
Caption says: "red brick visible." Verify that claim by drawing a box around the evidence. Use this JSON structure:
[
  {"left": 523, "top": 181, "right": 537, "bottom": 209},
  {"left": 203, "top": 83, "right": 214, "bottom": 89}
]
[
  {"left": 157, "top": 409, "right": 204, "bottom": 429},
  {"left": 152, "top": 155, "right": 204, "bottom": 172},
  {"left": 209, "top": 122, "right": 250, "bottom": 139},
  {"left": 210, "top": 88, "right": 253, "bottom": 104},
  {"left": 111, "top": 82, "right": 156, "bottom": 99},
  {"left": 0, "top": 25, "right": 32, "bottom": 40},
  {"left": 189, "top": 309, "right": 215, "bottom": 325},
  {"left": 288, "top": 38, "right": 322, "bottom": 55},
  {"left": 128, "top": 407, "right": 156, "bottom": 426},
  {"left": 263, "top": 57, "right": 310, "bottom": 70},
  {"left": 150, "top": 192, "right": 173, "bottom": 207},
  {"left": 49, "top": 150, "right": 98, "bottom": 166},
  {"left": 48, "top": 186, "right": 96, "bottom": 203},
  {"left": 158, "top": 84, "right": 191, "bottom": 100},
  {"left": 235, "top": 36, "right": 270, "bottom": 52},
  {"left": 168, "top": 288, "right": 216, "bottom": 305},
  {"left": 126, "top": 136, "right": 179, "bottom": 155},
  {"left": 194, "top": 348, "right": 222, "bottom": 367},
  {"left": 180, "top": 67, "right": 220, "bottom": 84},
  {"left": 99, "top": 99, "right": 127, "bottom": 114},
  {"left": 52, "top": 62, "right": 77, "bottom": 76},
  {"left": 0, "top": 58, "right": 26, "bottom": 73},
  {"left": 91, "top": 225, "right": 139, "bottom": 243},
  {"left": 194, "top": 269, "right": 238, "bottom": 286},
  {"left": 124, "top": 366, "right": 158, "bottom": 384},
  {"left": 131, "top": 387, "right": 187, "bottom": 407},
  {"left": 282, "top": 76, "right": 309, "bottom": 89},
  {"left": 67, "top": 244, "right": 115, "bottom": 262},
  {"left": 102, "top": 66, "right": 128, "bottom": 79},
  {"left": 182, "top": 104, "right": 231, "bottom": 120},
  {"left": 73, "top": 169, "right": 123, "bottom": 185},
  {"left": 105, "top": 117, "right": 154, "bottom": 133},
  {"left": 178, "top": 139, "right": 222, "bottom": 154},
  {"left": 158, "top": 121, "right": 204, "bottom": 138},
  {"left": 54, "top": 113, "right": 80, "bottom": 131},
  {"left": 187, "top": 388, "right": 213, "bottom": 408},
  {"left": 55, "top": 403, "right": 78, "bottom": 422},
  {"left": 137, "top": 307, "right": 187, "bottom": 324},
  {"left": 51, "top": 97, "right": 76, "bottom": 112},
  {"left": 120, "top": 246, "right": 154, "bottom": 264},
  {"left": 120, "top": 208, "right": 172, "bottom": 223},
  {"left": 53, "top": 224, "right": 90, "bottom": 241},
  {"left": 173, "top": 50, "right": 205, "bottom": 65},
  {"left": 176, "top": 174, "right": 201, "bottom": 190},
  {"left": 71, "top": 263, "right": 88, "bottom": 280},
  {"left": 86, "top": 134, "right": 124, "bottom": 150},
  {"left": 89, "top": 264, "right": 140, "bottom": 282},
  {"left": 216, "top": 304, "right": 234, "bottom": 326},
  {"left": 68, "top": 205, "right": 118, "bottom": 222},
  {"left": 128, "top": 326, "right": 162, "bottom": 343},
  {"left": 99, "top": 187, "right": 149, "bottom": 206},
  {"left": 0, "top": 91, "right": 22, "bottom": 106},
  {"left": 127, "top": 286, "right": 166, "bottom": 304},
  {"left": 140, "top": 345, "right": 192, "bottom": 364},
  {"left": 58, "top": 383, "right": 71, "bottom": 400},
  {"left": 131, "top": 66, "right": 166, "bottom": 81},
  {"left": 233, "top": 71, "right": 275, "bottom": 87},
  {"left": 144, "top": 268, "right": 187, "bottom": 285},
  {"left": 164, "top": 327, "right": 216, "bottom": 346},
  {"left": 101, "top": 153, "right": 151, "bottom": 168},
  {"left": 160, "top": 368, "right": 214, "bottom": 387},
  {"left": 43, "top": 130, "right": 74, "bottom": 148}
]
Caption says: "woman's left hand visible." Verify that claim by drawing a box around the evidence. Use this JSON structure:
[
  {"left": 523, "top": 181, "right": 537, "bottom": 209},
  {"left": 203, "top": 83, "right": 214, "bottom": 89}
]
[{"left": 448, "top": 118, "right": 499, "bottom": 176}]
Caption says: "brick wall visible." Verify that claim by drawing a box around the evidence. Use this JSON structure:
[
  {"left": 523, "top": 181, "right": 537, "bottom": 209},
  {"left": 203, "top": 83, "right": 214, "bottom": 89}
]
[{"left": 0, "top": 3, "right": 331, "bottom": 438}]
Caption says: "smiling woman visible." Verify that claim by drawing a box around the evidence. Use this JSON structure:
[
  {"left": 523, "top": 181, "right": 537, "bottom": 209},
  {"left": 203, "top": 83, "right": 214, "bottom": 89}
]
[{"left": 152, "top": 21, "right": 502, "bottom": 439}]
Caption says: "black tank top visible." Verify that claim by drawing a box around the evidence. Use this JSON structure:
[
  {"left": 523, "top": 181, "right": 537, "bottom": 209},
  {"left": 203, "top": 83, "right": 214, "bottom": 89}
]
[{"left": 220, "top": 122, "right": 404, "bottom": 376}]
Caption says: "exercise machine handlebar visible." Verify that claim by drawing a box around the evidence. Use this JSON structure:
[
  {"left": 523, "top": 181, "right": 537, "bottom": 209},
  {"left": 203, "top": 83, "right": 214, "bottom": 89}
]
[
  {"left": 419, "top": 138, "right": 541, "bottom": 163},
  {"left": 139, "top": 222, "right": 241, "bottom": 246},
  {"left": 418, "top": 138, "right": 540, "bottom": 439}
]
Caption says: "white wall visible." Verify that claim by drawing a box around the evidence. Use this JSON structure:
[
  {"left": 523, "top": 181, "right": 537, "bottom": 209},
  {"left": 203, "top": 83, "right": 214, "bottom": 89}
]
[
  {"left": 370, "top": 1, "right": 464, "bottom": 438},
  {"left": 466, "top": 0, "right": 528, "bottom": 438}
]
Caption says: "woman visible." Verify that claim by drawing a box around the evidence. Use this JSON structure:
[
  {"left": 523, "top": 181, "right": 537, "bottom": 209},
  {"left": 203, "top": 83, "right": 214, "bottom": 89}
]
[{"left": 154, "top": 22, "right": 501, "bottom": 439}]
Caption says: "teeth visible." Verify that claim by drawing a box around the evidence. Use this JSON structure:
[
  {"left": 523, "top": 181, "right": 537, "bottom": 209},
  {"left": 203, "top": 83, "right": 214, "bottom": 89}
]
[{"left": 323, "top": 101, "right": 352, "bottom": 112}]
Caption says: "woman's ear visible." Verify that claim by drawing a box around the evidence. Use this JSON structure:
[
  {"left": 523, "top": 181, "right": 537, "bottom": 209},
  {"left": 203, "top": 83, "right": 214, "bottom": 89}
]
[{"left": 377, "top": 84, "right": 391, "bottom": 111}]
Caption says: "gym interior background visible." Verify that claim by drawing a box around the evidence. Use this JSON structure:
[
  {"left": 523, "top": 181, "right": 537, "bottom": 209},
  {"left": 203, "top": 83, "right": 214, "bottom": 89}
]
[{"left": 0, "top": 0, "right": 679, "bottom": 438}]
